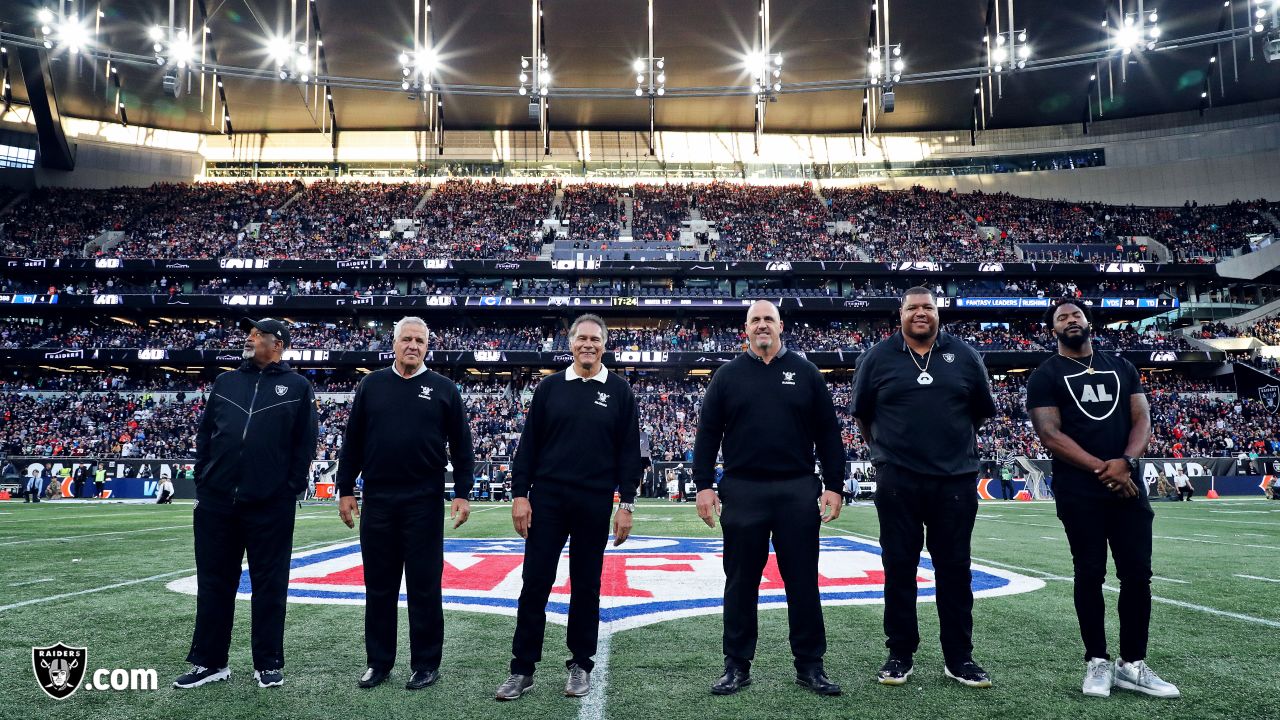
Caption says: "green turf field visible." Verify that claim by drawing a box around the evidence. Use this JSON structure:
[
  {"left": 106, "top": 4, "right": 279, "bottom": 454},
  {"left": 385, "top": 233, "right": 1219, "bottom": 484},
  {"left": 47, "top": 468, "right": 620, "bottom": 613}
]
[{"left": 2, "top": 497, "right": 1278, "bottom": 720}]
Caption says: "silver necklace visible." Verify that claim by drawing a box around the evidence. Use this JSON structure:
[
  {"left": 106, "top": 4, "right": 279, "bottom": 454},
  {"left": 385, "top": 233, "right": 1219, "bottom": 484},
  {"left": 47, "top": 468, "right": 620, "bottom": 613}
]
[{"left": 908, "top": 343, "right": 935, "bottom": 385}]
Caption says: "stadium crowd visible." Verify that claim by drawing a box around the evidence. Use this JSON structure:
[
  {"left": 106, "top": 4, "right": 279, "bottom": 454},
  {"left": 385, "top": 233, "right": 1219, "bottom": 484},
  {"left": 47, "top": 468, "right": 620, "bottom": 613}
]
[{"left": 2, "top": 181, "right": 1273, "bottom": 264}]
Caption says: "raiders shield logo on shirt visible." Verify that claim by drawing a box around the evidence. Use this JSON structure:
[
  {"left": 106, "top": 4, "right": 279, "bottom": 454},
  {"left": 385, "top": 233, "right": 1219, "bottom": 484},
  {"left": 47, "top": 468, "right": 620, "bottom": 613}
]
[
  {"left": 275, "top": 384, "right": 288, "bottom": 396},
  {"left": 1063, "top": 369, "right": 1121, "bottom": 421},
  {"left": 1260, "top": 385, "right": 1280, "bottom": 414}
]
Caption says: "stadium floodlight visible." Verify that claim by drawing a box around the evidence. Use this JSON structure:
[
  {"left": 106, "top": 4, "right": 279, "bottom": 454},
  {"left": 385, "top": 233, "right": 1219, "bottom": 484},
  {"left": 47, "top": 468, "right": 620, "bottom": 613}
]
[
  {"left": 1116, "top": 9, "right": 1159, "bottom": 52},
  {"left": 867, "top": 43, "right": 901, "bottom": 87},
  {"left": 631, "top": 55, "right": 666, "bottom": 98},
  {"left": 398, "top": 46, "right": 436, "bottom": 93},
  {"left": 37, "top": 8, "right": 93, "bottom": 54},
  {"left": 989, "top": 28, "right": 1030, "bottom": 72},
  {"left": 267, "top": 37, "right": 293, "bottom": 67}
]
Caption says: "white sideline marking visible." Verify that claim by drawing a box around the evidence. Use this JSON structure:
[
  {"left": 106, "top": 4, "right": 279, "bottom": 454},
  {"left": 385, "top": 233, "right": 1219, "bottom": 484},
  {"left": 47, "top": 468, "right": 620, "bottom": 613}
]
[
  {"left": 1101, "top": 584, "right": 1280, "bottom": 629},
  {"left": 1192, "top": 533, "right": 1218, "bottom": 538},
  {"left": 9, "top": 578, "right": 54, "bottom": 587},
  {"left": 1040, "top": 536, "right": 1058, "bottom": 541},
  {"left": 1153, "top": 535, "right": 1280, "bottom": 551},
  {"left": 1234, "top": 574, "right": 1280, "bottom": 584},
  {"left": 0, "top": 511, "right": 174, "bottom": 524},
  {"left": 0, "top": 537, "right": 348, "bottom": 613},
  {"left": 1152, "top": 576, "right": 1190, "bottom": 585},
  {"left": 579, "top": 630, "right": 611, "bottom": 720},
  {"left": 0, "top": 524, "right": 190, "bottom": 546},
  {"left": 820, "top": 526, "right": 1280, "bottom": 629},
  {"left": 975, "top": 517, "right": 1058, "bottom": 529}
]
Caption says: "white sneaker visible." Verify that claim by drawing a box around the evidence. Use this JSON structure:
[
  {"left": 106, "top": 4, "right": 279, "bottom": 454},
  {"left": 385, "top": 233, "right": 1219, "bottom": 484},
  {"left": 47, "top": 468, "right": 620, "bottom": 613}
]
[
  {"left": 1082, "top": 658, "right": 1113, "bottom": 697},
  {"left": 1114, "top": 660, "right": 1180, "bottom": 698}
]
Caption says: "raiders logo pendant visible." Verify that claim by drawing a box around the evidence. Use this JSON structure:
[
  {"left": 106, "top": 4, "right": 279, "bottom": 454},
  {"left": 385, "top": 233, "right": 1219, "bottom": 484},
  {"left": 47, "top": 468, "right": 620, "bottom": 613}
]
[{"left": 917, "top": 372, "right": 933, "bottom": 385}]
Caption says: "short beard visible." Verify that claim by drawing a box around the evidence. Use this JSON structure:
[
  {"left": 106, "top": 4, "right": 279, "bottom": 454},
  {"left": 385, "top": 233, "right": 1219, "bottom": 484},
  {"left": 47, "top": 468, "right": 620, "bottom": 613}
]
[
  {"left": 903, "top": 324, "right": 936, "bottom": 343},
  {"left": 1058, "top": 326, "right": 1091, "bottom": 351},
  {"left": 754, "top": 335, "right": 774, "bottom": 351},
  {"left": 242, "top": 349, "right": 254, "bottom": 360}
]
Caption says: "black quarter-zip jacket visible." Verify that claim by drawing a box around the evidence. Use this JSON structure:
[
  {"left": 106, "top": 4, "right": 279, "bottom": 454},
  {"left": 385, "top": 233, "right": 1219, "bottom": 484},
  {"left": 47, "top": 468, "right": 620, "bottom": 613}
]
[{"left": 194, "top": 359, "right": 320, "bottom": 506}]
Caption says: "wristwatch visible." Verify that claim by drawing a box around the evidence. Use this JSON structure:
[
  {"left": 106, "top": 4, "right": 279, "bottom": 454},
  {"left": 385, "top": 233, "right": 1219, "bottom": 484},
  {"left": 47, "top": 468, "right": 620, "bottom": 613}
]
[
  {"left": 1121, "top": 456, "right": 1140, "bottom": 475},
  {"left": 617, "top": 502, "right": 635, "bottom": 513}
]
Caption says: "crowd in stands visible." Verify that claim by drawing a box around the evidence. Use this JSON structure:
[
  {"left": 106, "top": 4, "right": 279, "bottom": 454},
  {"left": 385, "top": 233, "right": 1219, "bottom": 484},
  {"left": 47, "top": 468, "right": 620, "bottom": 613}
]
[
  {"left": 1245, "top": 315, "right": 1280, "bottom": 346},
  {"left": 5, "top": 370, "right": 1271, "bottom": 464},
  {"left": 1, "top": 181, "right": 1272, "bottom": 264},
  {"left": 416, "top": 180, "right": 554, "bottom": 259},
  {"left": 0, "top": 316, "right": 1202, "bottom": 353},
  {"left": 631, "top": 184, "right": 688, "bottom": 245},
  {"left": 697, "top": 183, "right": 834, "bottom": 261},
  {"left": 558, "top": 183, "right": 623, "bottom": 242},
  {"left": 829, "top": 186, "right": 1014, "bottom": 262}
]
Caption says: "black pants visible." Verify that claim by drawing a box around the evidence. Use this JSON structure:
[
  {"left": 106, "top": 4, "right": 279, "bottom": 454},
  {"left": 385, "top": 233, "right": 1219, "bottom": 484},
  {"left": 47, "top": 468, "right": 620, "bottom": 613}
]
[
  {"left": 1177, "top": 486, "right": 1194, "bottom": 501},
  {"left": 721, "top": 475, "right": 826, "bottom": 673},
  {"left": 874, "top": 464, "right": 978, "bottom": 666},
  {"left": 510, "top": 482, "right": 612, "bottom": 676},
  {"left": 157, "top": 490, "right": 173, "bottom": 504},
  {"left": 94, "top": 481, "right": 103, "bottom": 498},
  {"left": 360, "top": 488, "right": 445, "bottom": 673},
  {"left": 73, "top": 480, "right": 85, "bottom": 498},
  {"left": 1055, "top": 491, "right": 1153, "bottom": 663},
  {"left": 187, "top": 497, "right": 296, "bottom": 670},
  {"left": 1000, "top": 479, "right": 1015, "bottom": 500}
]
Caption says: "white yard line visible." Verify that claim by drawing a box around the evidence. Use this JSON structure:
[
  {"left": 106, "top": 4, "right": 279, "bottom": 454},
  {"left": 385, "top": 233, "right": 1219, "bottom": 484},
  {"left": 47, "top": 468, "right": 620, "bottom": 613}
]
[
  {"left": 1153, "top": 535, "right": 1280, "bottom": 551},
  {"left": 974, "top": 517, "right": 1059, "bottom": 529},
  {"left": 9, "top": 578, "right": 54, "bottom": 587},
  {"left": 0, "top": 524, "right": 191, "bottom": 546},
  {"left": 820, "top": 526, "right": 1280, "bottom": 629},
  {"left": 1152, "top": 576, "right": 1190, "bottom": 585},
  {"left": 1234, "top": 574, "right": 1280, "bottom": 583},
  {"left": 0, "top": 537, "right": 350, "bottom": 614},
  {"left": 0, "top": 511, "right": 177, "bottom": 524},
  {"left": 578, "top": 630, "right": 612, "bottom": 720}
]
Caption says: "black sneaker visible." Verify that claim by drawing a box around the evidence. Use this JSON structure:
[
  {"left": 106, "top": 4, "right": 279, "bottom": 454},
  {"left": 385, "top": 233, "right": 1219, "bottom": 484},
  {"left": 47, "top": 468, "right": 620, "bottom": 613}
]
[
  {"left": 944, "top": 660, "right": 993, "bottom": 688},
  {"left": 254, "top": 669, "right": 284, "bottom": 688},
  {"left": 173, "top": 665, "right": 230, "bottom": 689},
  {"left": 877, "top": 656, "right": 913, "bottom": 686}
]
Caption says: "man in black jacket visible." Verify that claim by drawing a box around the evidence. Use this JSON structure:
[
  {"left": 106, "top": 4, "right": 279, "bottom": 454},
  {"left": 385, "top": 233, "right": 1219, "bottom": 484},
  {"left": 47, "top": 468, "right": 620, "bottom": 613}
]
[
  {"left": 337, "top": 316, "right": 475, "bottom": 691},
  {"left": 693, "top": 300, "right": 846, "bottom": 697},
  {"left": 174, "top": 317, "right": 319, "bottom": 691},
  {"left": 495, "top": 314, "right": 642, "bottom": 702}
]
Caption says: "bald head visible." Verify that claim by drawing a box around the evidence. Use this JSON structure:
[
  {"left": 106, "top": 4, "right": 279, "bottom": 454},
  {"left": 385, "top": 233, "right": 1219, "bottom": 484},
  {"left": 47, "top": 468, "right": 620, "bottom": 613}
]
[{"left": 745, "top": 300, "right": 783, "bottom": 358}]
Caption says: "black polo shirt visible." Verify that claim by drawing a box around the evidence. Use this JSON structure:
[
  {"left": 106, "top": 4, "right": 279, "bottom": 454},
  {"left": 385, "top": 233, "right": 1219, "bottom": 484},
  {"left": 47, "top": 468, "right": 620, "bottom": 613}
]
[
  {"left": 850, "top": 331, "right": 996, "bottom": 477},
  {"left": 1025, "top": 352, "right": 1144, "bottom": 499}
]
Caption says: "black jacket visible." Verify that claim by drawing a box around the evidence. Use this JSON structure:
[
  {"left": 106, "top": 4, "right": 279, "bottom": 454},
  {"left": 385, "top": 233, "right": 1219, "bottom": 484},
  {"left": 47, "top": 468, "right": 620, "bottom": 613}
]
[{"left": 194, "top": 360, "right": 319, "bottom": 505}]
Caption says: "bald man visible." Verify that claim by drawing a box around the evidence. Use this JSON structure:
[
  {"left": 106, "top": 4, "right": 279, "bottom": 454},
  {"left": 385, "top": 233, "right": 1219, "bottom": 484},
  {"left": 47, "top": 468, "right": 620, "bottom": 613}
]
[{"left": 693, "top": 300, "right": 847, "bottom": 697}]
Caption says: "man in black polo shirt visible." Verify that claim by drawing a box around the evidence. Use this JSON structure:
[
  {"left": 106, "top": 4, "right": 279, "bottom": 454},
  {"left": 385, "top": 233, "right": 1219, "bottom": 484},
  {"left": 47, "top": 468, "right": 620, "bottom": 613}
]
[
  {"left": 693, "top": 299, "right": 846, "bottom": 697},
  {"left": 495, "top": 313, "right": 642, "bottom": 702},
  {"left": 850, "top": 287, "right": 997, "bottom": 689},
  {"left": 1027, "top": 299, "right": 1179, "bottom": 699},
  {"left": 337, "top": 316, "right": 475, "bottom": 691}
]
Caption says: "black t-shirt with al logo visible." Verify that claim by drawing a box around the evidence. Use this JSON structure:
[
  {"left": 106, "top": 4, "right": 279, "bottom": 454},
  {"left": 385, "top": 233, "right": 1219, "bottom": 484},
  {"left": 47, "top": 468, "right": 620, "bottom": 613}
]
[{"left": 1026, "top": 352, "right": 1144, "bottom": 497}]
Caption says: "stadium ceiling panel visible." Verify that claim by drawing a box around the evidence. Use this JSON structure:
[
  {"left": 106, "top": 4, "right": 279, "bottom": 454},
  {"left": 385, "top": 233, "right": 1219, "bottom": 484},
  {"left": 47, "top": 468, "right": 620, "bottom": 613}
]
[{"left": 0, "top": 0, "right": 1277, "bottom": 136}]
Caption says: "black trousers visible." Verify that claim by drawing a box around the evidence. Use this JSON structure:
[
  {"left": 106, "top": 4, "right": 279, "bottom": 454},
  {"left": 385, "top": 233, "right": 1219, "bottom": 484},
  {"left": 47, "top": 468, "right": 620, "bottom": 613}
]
[
  {"left": 360, "top": 488, "right": 445, "bottom": 673},
  {"left": 1054, "top": 491, "right": 1153, "bottom": 663},
  {"left": 721, "top": 475, "right": 826, "bottom": 673},
  {"left": 73, "top": 480, "right": 85, "bottom": 498},
  {"left": 874, "top": 464, "right": 978, "bottom": 666},
  {"left": 510, "top": 482, "right": 612, "bottom": 676},
  {"left": 187, "top": 497, "right": 296, "bottom": 670},
  {"left": 157, "top": 490, "right": 173, "bottom": 504},
  {"left": 999, "top": 479, "right": 1015, "bottom": 500}
]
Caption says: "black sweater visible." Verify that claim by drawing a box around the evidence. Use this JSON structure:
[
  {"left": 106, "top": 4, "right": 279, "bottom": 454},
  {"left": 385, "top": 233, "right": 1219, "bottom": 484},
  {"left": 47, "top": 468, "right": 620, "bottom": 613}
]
[
  {"left": 510, "top": 369, "right": 643, "bottom": 502},
  {"left": 693, "top": 347, "right": 846, "bottom": 493},
  {"left": 336, "top": 367, "right": 476, "bottom": 498}
]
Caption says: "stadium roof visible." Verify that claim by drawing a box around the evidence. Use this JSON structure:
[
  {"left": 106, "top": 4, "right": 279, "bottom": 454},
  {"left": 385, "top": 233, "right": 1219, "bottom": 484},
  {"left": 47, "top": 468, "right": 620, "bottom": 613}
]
[{"left": 3, "top": 0, "right": 1279, "bottom": 136}]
